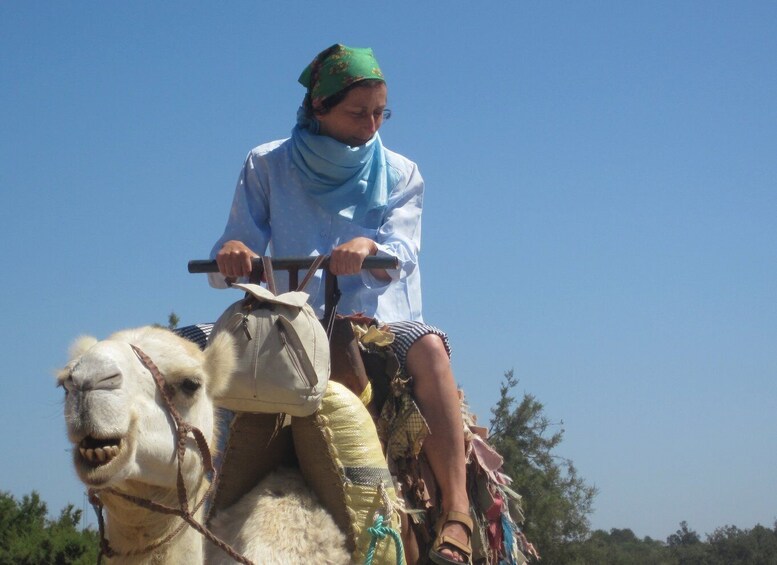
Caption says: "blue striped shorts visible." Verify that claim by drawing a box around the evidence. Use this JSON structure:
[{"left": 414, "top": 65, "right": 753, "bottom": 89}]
[
  {"left": 175, "top": 320, "right": 452, "bottom": 374},
  {"left": 387, "top": 320, "right": 452, "bottom": 373}
]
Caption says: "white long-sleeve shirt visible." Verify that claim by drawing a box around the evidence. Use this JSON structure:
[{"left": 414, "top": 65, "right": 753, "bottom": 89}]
[{"left": 209, "top": 138, "right": 425, "bottom": 323}]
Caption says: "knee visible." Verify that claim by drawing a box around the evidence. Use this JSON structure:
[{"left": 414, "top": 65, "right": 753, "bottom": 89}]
[
  {"left": 409, "top": 333, "right": 448, "bottom": 358},
  {"left": 406, "top": 334, "right": 451, "bottom": 375}
]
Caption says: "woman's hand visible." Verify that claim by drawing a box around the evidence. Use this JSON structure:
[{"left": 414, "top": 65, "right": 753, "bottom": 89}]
[
  {"left": 330, "top": 237, "right": 390, "bottom": 281},
  {"left": 216, "top": 240, "right": 258, "bottom": 279}
]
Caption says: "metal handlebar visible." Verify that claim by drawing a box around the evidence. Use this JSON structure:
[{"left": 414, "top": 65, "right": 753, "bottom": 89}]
[
  {"left": 187, "top": 256, "right": 398, "bottom": 274},
  {"left": 189, "top": 256, "right": 398, "bottom": 331}
]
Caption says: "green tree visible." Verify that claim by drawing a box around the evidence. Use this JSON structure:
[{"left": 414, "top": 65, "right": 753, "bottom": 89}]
[
  {"left": 705, "top": 523, "right": 777, "bottom": 565},
  {"left": 0, "top": 491, "right": 97, "bottom": 565},
  {"left": 667, "top": 522, "right": 708, "bottom": 565},
  {"left": 668, "top": 521, "right": 701, "bottom": 547},
  {"left": 569, "top": 528, "right": 673, "bottom": 565},
  {"left": 167, "top": 311, "right": 180, "bottom": 330},
  {"left": 152, "top": 311, "right": 180, "bottom": 330},
  {"left": 488, "top": 369, "right": 597, "bottom": 563},
  {"left": 564, "top": 521, "right": 777, "bottom": 565}
]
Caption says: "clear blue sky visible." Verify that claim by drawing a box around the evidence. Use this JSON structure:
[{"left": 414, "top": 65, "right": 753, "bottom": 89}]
[{"left": 2, "top": 1, "right": 776, "bottom": 542}]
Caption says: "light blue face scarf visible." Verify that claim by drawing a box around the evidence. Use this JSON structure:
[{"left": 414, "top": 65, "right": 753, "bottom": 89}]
[{"left": 290, "top": 108, "right": 397, "bottom": 230}]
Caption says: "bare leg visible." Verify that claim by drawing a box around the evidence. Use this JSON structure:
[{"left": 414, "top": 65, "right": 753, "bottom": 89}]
[{"left": 406, "top": 334, "right": 470, "bottom": 563}]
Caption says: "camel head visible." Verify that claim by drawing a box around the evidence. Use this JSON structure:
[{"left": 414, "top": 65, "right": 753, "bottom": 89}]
[{"left": 58, "top": 326, "right": 235, "bottom": 491}]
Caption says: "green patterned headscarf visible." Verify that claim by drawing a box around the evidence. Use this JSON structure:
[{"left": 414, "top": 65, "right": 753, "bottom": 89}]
[{"left": 298, "top": 44, "right": 385, "bottom": 107}]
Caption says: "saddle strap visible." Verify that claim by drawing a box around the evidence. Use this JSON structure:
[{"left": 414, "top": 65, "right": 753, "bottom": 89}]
[
  {"left": 260, "top": 255, "right": 277, "bottom": 295},
  {"left": 323, "top": 271, "right": 341, "bottom": 339},
  {"left": 297, "top": 254, "right": 327, "bottom": 292}
]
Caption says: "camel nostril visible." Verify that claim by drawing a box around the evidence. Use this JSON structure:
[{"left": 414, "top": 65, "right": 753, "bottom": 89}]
[
  {"left": 95, "top": 372, "right": 122, "bottom": 390},
  {"left": 69, "top": 371, "right": 122, "bottom": 392}
]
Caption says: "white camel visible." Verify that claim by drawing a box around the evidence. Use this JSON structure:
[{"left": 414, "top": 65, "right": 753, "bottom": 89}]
[{"left": 58, "top": 326, "right": 349, "bottom": 564}]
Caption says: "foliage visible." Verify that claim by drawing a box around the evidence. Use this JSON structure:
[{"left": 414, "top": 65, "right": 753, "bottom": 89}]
[
  {"left": 703, "top": 523, "right": 777, "bottom": 564},
  {"left": 564, "top": 522, "right": 777, "bottom": 565},
  {"left": 153, "top": 311, "right": 180, "bottom": 330},
  {"left": 484, "top": 371, "right": 777, "bottom": 564},
  {"left": 567, "top": 527, "right": 673, "bottom": 565},
  {"left": 0, "top": 491, "right": 98, "bottom": 565},
  {"left": 167, "top": 311, "right": 180, "bottom": 330},
  {"left": 488, "top": 369, "right": 597, "bottom": 563}
]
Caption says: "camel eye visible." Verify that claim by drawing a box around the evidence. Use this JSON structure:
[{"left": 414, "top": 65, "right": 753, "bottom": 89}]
[
  {"left": 59, "top": 375, "right": 74, "bottom": 395},
  {"left": 180, "top": 378, "right": 201, "bottom": 396}
]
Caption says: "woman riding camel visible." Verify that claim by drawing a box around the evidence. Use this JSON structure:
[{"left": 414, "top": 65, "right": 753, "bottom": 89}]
[{"left": 210, "top": 43, "right": 472, "bottom": 565}]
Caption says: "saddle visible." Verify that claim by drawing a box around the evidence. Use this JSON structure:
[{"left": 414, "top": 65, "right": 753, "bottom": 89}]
[{"left": 177, "top": 319, "right": 534, "bottom": 564}]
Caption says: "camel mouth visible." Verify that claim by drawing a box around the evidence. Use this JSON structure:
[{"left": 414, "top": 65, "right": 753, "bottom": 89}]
[{"left": 78, "top": 436, "right": 124, "bottom": 467}]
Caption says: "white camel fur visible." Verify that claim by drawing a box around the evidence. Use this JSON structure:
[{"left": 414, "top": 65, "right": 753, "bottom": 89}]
[{"left": 58, "top": 326, "right": 349, "bottom": 564}]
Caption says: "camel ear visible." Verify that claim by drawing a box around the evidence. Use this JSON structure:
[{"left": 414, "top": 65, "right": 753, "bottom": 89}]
[
  {"left": 203, "top": 331, "right": 236, "bottom": 398},
  {"left": 68, "top": 335, "right": 98, "bottom": 361}
]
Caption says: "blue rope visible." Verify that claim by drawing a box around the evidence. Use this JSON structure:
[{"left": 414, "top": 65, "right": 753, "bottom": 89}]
[{"left": 364, "top": 514, "right": 404, "bottom": 565}]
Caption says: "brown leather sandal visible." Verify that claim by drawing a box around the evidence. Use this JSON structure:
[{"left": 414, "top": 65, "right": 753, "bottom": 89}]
[{"left": 429, "top": 510, "right": 473, "bottom": 565}]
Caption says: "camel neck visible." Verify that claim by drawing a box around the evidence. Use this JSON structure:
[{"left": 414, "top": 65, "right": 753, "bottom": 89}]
[{"left": 99, "top": 481, "right": 207, "bottom": 564}]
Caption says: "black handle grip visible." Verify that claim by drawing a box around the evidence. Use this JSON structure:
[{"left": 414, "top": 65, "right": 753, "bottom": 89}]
[{"left": 188, "top": 256, "right": 398, "bottom": 274}]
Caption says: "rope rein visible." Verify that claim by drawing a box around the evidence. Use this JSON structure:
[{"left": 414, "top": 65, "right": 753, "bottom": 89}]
[{"left": 88, "top": 345, "right": 255, "bottom": 565}]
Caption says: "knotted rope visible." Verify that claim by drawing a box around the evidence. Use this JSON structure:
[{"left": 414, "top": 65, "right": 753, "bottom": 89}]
[
  {"left": 365, "top": 514, "right": 404, "bottom": 565},
  {"left": 364, "top": 482, "right": 404, "bottom": 565}
]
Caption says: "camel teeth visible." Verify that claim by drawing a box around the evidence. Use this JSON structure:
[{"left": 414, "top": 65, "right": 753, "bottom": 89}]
[{"left": 77, "top": 439, "right": 123, "bottom": 464}]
